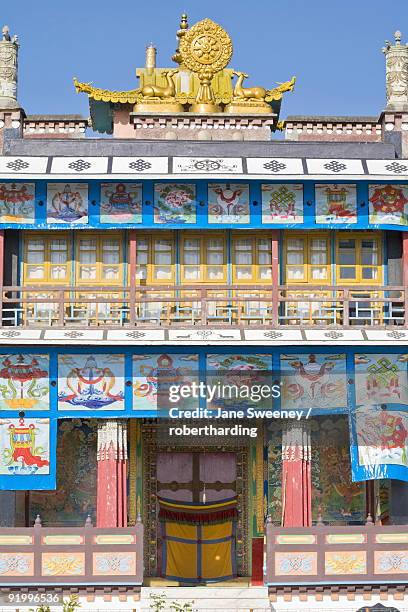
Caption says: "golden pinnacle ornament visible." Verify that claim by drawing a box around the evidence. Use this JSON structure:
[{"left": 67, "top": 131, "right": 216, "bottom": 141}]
[{"left": 179, "top": 18, "right": 233, "bottom": 113}]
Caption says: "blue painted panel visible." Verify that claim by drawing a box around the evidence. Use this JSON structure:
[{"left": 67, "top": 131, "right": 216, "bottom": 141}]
[{"left": 1, "top": 179, "right": 408, "bottom": 230}]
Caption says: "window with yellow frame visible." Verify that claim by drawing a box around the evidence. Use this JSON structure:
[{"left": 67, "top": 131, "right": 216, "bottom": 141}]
[
  {"left": 284, "top": 232, "right": 331, "bottom": 284},
  {"left": 75, "top": 233, "right": 123, "bottom": 285},
  {"left": 335, "top": 232, "right": 382, "bottom": 284},
  {"left": 23, "top": 232, "right": 71, "bottom": 285},
  {"left": 231, "top": 233, "right": 273, "bottom": 284},
  {"left": 180, "top": 233, "right": 226, "bottom": 284},
  {"left": 134, "top": 232, "right": 175, "bottom": 284}
]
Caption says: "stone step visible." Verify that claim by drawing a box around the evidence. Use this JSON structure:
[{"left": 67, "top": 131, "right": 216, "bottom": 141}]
[
  {"left": 141, "top": 586, "right": 269, "bottom": 598},
  {"left": 139, "top": 586, "right": 271, "bottom": 611}
]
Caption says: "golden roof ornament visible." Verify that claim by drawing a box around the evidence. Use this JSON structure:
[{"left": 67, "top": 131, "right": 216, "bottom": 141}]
[
  {"left": 179, "top": 18, "right": 233, "bottom": 113},
  {"left": 172, "top": 13, "right": 189, "bottom": 65}
]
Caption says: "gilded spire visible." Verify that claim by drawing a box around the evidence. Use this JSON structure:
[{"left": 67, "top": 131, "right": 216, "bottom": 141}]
[{"left": 172, "top": 13, "right": 189, "bottom": 65}]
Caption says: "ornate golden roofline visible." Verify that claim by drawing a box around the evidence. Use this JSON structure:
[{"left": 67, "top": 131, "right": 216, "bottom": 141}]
[{"left": 74, "top": 15, "right": 296, "bottom": 115}]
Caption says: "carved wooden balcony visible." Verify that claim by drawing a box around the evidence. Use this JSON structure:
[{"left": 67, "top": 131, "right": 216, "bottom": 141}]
[
  {"left": 0, "top": 516, "right": 143, "bottom": 588},
  {"left": 265, "top": 522, "right": 408, "bottom": 587},
  {"left": 1, "top": 284, "right": 406, "bottom": 329}
]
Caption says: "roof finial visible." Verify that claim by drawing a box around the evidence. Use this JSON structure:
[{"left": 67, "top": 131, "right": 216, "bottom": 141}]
[
  {"left": 395, "top": 30, "right": 402, "bottom": 45},
  {"left": 2, "top": 26, "right": 10, "bottom": 41},
  {"left": 172, "top": 13, "right": 189, "bottom": 65}
]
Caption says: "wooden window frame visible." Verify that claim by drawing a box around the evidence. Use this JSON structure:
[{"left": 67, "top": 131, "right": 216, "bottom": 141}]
[
  {"left": 284, "top": 232, "right": 332, "bottom": 285},
  {"left": 231, "top": 232, "right": 274, "bottom": 284},
  {"left": 23, "top": 231, "right": 71, "bottom": 286},
  {"left": 335, "top": 231, "right": 383, "bottom": 285},
  {"left": 75, "top": 232, "right": 123, "bottom": 286},
  {"left": 180, "top": 232, "right": 227, "bottom": 284},
  {"left": 134, "top": 232, "right": 175, "bottom": 285}
]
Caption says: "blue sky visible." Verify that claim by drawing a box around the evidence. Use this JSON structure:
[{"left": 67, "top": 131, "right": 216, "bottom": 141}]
[{"left": 3, "top": 0, "right": 408, "bottom": 119}]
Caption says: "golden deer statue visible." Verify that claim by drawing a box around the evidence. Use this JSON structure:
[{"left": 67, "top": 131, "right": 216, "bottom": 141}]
[
  {"left": 232, "top": 71, "right": 268, "bottom": 101},
  {"left": 140, "top": 69, "right": 178, "bottom": 99},
  {"left": 232, "top": 71, "right": 296, "bottom": 103}
]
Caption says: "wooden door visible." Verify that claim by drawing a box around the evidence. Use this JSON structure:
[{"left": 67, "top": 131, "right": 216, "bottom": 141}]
[{"left": 156, "top": 451, "right": 237, "bottom": 577}]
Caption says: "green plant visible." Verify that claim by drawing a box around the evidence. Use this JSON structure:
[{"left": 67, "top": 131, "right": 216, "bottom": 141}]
[
  {"left": 150, "top": 592, "right": 167, "bottom": 612},
  {"left": 63, "top": 595, "right": 80, "bottom": 612},
  {"left": 30, "top": 595, "right": 80, "bottom": 612},
  {"left": 170, "top": 601, "right": 194, "bottom": 612}
]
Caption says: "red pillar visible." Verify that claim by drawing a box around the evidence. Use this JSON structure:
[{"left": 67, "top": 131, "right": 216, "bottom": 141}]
[
  {"left": 96, "top": 420, "right": 128, "bottom": 527},
  {"left": 129, "top": 230, "right": 137, "bottom": 325},
  {"left": 282, "top": 422, "right": 312, "bottom": 527}
]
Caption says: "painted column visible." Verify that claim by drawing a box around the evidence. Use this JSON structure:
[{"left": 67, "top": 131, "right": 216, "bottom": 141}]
[
  {"left": 96, "top": 420, "right": 128, "bottom": 527},
  {"left": 281, "top": 421, "right": 312, "bottom": 527}
]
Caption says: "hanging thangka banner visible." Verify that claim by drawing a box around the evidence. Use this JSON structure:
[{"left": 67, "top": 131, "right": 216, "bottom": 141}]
[
  {"left": 369, "top": 184, "right": 408, "bottom": 226},
  {"left": 46, "top": 183, "right": 88, "bottom": 225},
  {"left": 0, "top": 183, "right": 35, "bottom": 224},
  {"left": 350, "top": 353, "right": 408, "bottom": 482},
  {"left": 154, "top": 183, "right": 196, "bottom": 224},
  {"left": 132, "top": 353, "right": 199, "bottom": 414},
  {"left": 315, "top": 184, "right": 357, "bottom": 224},
  {"left": 0, "top": 353, "right": 49, "bottom": 411},
  {"left": 208, "top": 183, "right": 250, "bottom": 224},
  {"left": 280, "top": 353, "right": 347, "bottom": 414},
  {"left": 58, "top": 354, "right": 125, "bottom": 411},
  {"left": 100, "top": 183, "right": 142, "bottom": 224},
  {"left": 206, "top": 354, "right": 273, "bottom": 413},
  {"left": 355, "top": 353, "right": 408, "bottom": 408},
  {"left": 349, "top": 407, "right": 408, "bottom": 482},
  {"left": 261, "top": 184, "right": 303, "bottom": 224},
  {"left": 0, "top": 417, "right": 56, "bottom": 490}
]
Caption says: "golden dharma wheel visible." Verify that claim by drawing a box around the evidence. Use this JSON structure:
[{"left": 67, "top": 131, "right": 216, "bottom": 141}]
[{"left": 179, "top": 18, "right": 233, "bottom": 76}]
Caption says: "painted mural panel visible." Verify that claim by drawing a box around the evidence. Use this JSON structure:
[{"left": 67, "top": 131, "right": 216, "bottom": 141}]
[
  {"left": 46, "top": 183, "right": 88, "bottom": 224},
  {"left": 280, "top": 353, "right": 347, "bottom": 412},
  {"left": 132, "top": 353, "right": 199, "bottom": 412},
  {"left": 351, "top": 407, "right": 408, "bottom": 480},
  {"left": 100, "top": 183, "right": 142, "bottom": 224},
  {"left": 0, "top": 417, "right": 50, "bottom": 475},
  {"left": 154, "top": 183, "right": 196, "bottom": 224},
  {"left": 206, "top": 354, "right": 273, "bottom": 411},
  {"left": 0, "top": 182, "right": 35, "bottom": 224},
  {"left": 29, "top": 420, "right": 97, "bottom": 526},
  {"left": 208, "top": 183, "right": 250, "bottom": 224},
  {"left": 355, "top": 353, "right": 408, "bottom": 407},
  {"left": 0, "top": 354, "right": 49, "bottom": 411},
  {"left": 315, "top": 184, "right": 357, "bottom": 224},
  {"left": 311, "top": 416, "right": 364, "bottom": 524},
  {"left": 58, "top": 354, "right": 125, "bottom": 410},
  {"left": 369, "top": 184, "right": 408, "bottom": 225},
  {"left": 261, "top": 184, "right": 303, "bottom": 224}
]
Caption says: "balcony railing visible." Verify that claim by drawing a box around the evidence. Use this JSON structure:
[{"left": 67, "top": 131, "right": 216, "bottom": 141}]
[
  {"left": 0, "top": 516, "right": 143, "bottom": 587},
  {"left": 1, "top": 284, "right": 407, "bottom": 328},
  {"left": 265, "top": 521, "right": 408, "bottom": 586}
]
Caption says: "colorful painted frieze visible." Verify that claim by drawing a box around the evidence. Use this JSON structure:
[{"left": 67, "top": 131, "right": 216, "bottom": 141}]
[
  {"left": 132, "top": 353, "right": 199, "bottom": 413},
  {"left": 369, "top": 184, "right": 408, "bottom": 225},
  {"left": 206, "top": 354, "right": 273, "bottom": 411},
  {"left": 154, "top": 183, "right": 196, "bottom": 224},
  {"left": 261, "top": 184, "right": 303, "bottom": 224},
  {"left": 0, "top": 182, "right": 35, "bottom": 224},
  {"left": 58, "top": 354, "right": 125, "bottom": 410},
  {"left": 0, "top": 353, "right": 49, "bottom": 411},
  {"left": 208, "top": 183, "right": 250, "bottom": 224},
  {"left": 315, "top": 184, "right": 357, "bottom": 224},
  {"left": 46, "top": 183, "right": 88, "bottom": 224},
  {"left": 100, "top": 183, "right": 142, "bottom": 224},
  {"left": 280, "top": 353, "right": 347, "bottom": 412},
  {"left": 0, "top": 417, "right": 50, "bottom": 476},
  {"left": 355, "top": 353, "right": 408, "bottom": 406}
]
